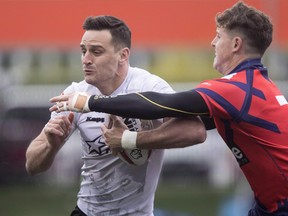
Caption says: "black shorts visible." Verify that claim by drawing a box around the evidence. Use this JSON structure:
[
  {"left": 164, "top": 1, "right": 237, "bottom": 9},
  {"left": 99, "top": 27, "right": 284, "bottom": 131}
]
[{"left": 70, "top": 206, "right": 87, "bottom": 216}]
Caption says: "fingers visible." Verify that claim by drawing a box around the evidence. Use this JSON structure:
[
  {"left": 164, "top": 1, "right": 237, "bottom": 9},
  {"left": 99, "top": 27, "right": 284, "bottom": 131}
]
[
  {"left": 102, "top": 115, "right": 124, "bottom": 155},
  {"left": 44, "top": 123, "right": 64, "bottom": 137},
  {"left": 107, "top": 115, "right": 116, "bottom": 129},
  {"left": 68, "top": 112, "right": 74, "bottom": 123},
  {"left": 50, "top": 93, "right": 72, "bottom": 113},
  {"left": 50, "top": 94, "right": 70, "bottom": 103},
  {"left": 44, "top": 116, "right": 72, "bottom": 137},
  {"left": 109, "top": 115, "right": 127, "bottom": 129},
  {"left": 111, "top": 148, "right": 120, "bottom": 156},
  {"left": 49, "top": 92, "right": 91, "bottom": 113},
  {"left": 49, "top": 102, "right": 68, "bottom": 113},
  {"left": 100, "top": 124, "right": 107, "bottom": 134},
  {"left": 101, "top": 124, "right": 116, "bottom": 154},
  {"left": 110, "top": 115, "right": 119, "bottom": 122}
]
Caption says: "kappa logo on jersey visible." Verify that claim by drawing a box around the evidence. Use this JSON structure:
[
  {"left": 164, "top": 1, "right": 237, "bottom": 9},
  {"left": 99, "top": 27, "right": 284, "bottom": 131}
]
[{"left": 86, "top": 117, "right": 105, "bottom": 122}]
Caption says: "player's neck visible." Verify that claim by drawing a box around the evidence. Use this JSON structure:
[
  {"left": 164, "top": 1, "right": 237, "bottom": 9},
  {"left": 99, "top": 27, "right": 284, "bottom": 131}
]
[{"left": 98, "top": 65, "right": 129, "bottom": 96}]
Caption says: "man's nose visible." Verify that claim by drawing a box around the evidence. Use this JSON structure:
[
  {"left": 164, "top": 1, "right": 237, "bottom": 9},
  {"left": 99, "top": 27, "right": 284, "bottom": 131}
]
[{"left": 82, "top": 52, "right": 92, "bottom": 64}]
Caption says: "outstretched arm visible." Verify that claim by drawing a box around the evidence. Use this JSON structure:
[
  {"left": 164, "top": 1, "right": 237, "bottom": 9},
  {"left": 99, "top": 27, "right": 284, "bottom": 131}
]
[
  {"left": 101, "top": 115, "right": 206, "bottom": 153},
  {"left": 50, "top": 90, "right": 210, "bottom": 119}
]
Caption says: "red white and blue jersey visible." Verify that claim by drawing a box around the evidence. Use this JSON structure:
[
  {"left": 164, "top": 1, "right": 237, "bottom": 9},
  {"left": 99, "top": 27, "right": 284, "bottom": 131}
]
[
  {"left": 195, "top": 59, "right": 288, "bottom": 212},
  {"left": 86, "top": 58, "right": 288, "bottom": 214}
]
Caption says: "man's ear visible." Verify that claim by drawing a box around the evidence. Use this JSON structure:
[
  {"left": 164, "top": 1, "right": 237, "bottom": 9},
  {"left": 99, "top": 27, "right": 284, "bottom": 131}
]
[
  {"left": 232, "top": 36, "right": 243, "bottom": 52},
  {"left": 119, "top": 47, "right": 130, "bottom": 64}
]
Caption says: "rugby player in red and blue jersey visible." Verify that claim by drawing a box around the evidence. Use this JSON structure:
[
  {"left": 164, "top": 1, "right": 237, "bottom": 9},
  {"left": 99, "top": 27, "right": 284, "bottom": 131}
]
[{"left": 50, "top": 2, "right": 288, "bottom": 215}]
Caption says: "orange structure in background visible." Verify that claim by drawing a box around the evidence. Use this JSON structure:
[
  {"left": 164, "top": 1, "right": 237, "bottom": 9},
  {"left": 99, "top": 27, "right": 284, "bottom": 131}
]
[{"left": 0, "top": 0, "right": 287, "bottom": 49}]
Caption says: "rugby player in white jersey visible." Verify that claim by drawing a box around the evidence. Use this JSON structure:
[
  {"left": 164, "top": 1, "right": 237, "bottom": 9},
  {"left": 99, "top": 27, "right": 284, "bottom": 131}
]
[{"left": 25, "top": 15, "right": 206, "bottom": 216}]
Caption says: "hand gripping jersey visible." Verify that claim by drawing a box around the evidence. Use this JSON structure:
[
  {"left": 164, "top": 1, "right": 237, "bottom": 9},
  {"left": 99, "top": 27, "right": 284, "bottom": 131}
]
[
  {"left": 195, "top": 59, "right": 288, "bottom": 212},
  {"left": 52, "top": 67, "right": 174, "bottom": 216}
]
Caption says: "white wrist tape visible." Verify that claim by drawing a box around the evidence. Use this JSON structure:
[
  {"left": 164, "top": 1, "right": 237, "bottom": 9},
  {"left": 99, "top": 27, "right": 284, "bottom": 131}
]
[
  {"left": 121, "top": 130, "right": 138, "bottom": 149},
  {"left": 83, "top": 96, "right": 90, "bottom": 112},
  {"left": 69, "top": 92, "right": 90, "bottom": 112}
]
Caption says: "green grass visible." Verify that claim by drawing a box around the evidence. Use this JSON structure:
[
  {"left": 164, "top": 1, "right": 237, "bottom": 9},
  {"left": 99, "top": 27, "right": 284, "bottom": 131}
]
[
  {"left": 0, "top": 183, "right": 78, "bottom": 216},
  {"left": 0, "top": 181, "right": 232, "bottom": 216},
  {"left": 155, "top": 181, "right": 231, "bottom": 216}
]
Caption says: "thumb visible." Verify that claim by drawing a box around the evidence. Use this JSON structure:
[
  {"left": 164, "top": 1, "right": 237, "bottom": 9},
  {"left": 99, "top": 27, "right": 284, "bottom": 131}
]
[
  {"left": 110, "top": 115, "right": 126, "bottom": 127},
  {"left": 108, "top": 115, "right": 122, "bottom": 128},
  {"left": 68, "top": 112, "right": 74, "bottom": 123},
  {"left": 101, "top": 124, "right": 107, "bottom": 133},
  {"left": 110, "top": 115, "right": 120, "bottom": 123}
]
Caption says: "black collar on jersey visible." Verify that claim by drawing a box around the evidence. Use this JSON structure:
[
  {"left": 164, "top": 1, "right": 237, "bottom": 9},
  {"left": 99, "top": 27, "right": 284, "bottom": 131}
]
[{"left": 228, "top": 58, "right": 264, "bottom": 75}]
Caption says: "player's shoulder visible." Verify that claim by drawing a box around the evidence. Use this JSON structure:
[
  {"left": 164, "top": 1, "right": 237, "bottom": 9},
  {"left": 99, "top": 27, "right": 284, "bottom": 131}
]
[
  {"left": 198, "top": 72, "right": 241, "bottom": 87},
  {"left": 129, "top": 66, "right": 165, "bottom": 80},
  {"left": 129, "top": 67, "right": 153, "bottom": 79},
  {"left": 128, "top": 67, "right": 173, "bottom": 92},
  {"left": 62, "top": 80, "right": 100, "bottom": 94}
]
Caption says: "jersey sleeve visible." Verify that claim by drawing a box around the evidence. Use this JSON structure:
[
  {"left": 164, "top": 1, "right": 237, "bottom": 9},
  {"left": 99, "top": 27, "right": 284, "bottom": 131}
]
[
  {"left": 88, "top": 90, "right": 209, "bottom": 119},
  {"left": 194, "top": 78, "right": 246, "bottom": 121}
]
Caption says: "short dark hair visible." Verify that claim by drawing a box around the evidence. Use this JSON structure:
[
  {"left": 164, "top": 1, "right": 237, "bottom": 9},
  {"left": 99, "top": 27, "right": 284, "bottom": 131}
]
[
  {"left": 83, "top": 15, "right": 131, "bottom": 50},
  {"left": 216, "top": 1, "right": 273, "bottom": 56}
]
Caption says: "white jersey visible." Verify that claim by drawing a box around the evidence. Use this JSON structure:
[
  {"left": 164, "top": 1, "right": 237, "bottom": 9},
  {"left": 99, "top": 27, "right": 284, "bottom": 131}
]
[{"left": 52, "top": 66, "right": 174, "bottom": 216}]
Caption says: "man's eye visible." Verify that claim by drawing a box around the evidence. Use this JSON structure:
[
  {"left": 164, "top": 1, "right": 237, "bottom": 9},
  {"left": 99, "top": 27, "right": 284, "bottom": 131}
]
[{"left": 93, "top": 51, "right": 102, "bottom": 55}]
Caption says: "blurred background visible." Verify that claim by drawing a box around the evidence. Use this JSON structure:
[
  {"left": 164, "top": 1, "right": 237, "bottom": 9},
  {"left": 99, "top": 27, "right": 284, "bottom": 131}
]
[{"left": 0, "top": 0, "right": 287, "bottom": 215}]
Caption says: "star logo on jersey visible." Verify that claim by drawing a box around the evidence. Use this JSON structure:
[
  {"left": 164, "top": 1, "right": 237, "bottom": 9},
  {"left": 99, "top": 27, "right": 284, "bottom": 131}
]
[
  {"left": 83, "top": 117, "right": 141, "bottom": 156},
  {"left": 85, "top": 135, "right": 110, "bottom": 155}
]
